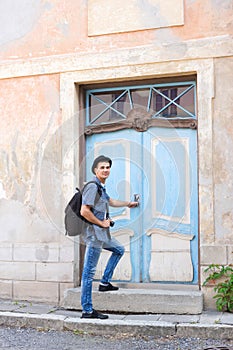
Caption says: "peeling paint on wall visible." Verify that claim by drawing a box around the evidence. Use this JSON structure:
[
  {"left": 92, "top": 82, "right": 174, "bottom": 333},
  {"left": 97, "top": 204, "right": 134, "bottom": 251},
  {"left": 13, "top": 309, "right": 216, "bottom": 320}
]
[
  {"left": 0, "top": 182, "right": 6, "bottom": 199},
  {"left": 0, "top": 0, "right": 232, "bottom": 60},
  {"left": 35, "top": 245, "right": 49, "bottom": 261},
  {"left": 0, "top": 0, "right": 41, "bottom": 47}
]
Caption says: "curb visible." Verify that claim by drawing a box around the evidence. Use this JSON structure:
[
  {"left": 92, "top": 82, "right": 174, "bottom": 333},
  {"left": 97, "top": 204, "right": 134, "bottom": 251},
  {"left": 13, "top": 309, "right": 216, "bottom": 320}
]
[
  {"left": 176, "top": 323, "right": 233, "bottom": 340},
  {"left": 64, "top": 318, "right": 175, "bottom": 337},
  {"left": 0, "top": 312, "right": 65, "bottom": 331},
  {"left": 0, "top": 311, "right": 232, "bottom": 339}
]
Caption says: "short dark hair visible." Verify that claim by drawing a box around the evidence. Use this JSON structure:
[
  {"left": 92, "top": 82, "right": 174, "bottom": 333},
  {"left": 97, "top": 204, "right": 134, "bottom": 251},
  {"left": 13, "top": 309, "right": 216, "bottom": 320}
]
[{"left": 91, "top": 155, "right": 112, "bottom": 174}]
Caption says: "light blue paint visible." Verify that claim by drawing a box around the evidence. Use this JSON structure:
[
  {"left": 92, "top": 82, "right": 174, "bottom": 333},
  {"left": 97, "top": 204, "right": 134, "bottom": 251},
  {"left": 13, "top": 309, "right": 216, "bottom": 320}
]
[
  {"left": 85, "top": 81, "right": 198, "bottom": 284},
  {"left": 142, "top": 127, "right": 198, "bottom": 283},
  {"left": 155, "top": 140, "right": 186, "bottom": 217},
  {"left": 86, "top": 126, "right": 198, "bottom": 284}
]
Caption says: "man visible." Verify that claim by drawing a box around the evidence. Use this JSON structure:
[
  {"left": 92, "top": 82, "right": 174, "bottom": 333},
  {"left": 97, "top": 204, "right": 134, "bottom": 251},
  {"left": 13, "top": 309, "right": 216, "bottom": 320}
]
[{"left": 80, "top": 155, "right": 138, "bottom": 319}]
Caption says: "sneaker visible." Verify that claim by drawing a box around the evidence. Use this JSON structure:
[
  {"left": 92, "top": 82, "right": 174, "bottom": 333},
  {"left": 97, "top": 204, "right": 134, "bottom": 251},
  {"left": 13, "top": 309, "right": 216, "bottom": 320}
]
[
  {"left": 98, "top": 282, "right": 119, "bottom": 292},
  {"left": 81, "top": 309, "right": 108, "bottom": 319}
]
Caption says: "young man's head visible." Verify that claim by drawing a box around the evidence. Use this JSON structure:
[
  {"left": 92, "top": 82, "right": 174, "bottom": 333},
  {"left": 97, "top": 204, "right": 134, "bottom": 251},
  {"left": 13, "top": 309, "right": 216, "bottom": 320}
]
[{"left": 92, "top": 155, "right": 112, "bottom": 183}]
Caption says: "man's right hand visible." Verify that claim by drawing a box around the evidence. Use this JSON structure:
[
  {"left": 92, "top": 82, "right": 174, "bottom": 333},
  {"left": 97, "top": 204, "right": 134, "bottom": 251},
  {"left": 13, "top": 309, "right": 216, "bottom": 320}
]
[{"left": 101, "top": 219, "right": 111, "bottom": 228}]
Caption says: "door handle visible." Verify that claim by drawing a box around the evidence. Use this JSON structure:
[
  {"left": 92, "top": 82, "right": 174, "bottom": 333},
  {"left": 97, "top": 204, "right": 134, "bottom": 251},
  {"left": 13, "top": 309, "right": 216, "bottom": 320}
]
[{"left": 134, "top": 194, "right": 140, "bottom": 205}]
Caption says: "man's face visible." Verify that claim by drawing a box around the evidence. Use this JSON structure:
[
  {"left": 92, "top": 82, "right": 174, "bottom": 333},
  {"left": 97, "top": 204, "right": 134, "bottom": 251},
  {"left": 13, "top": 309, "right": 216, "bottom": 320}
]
[{"left": 94, "top": 161, "right": 111, "bottom": 182}]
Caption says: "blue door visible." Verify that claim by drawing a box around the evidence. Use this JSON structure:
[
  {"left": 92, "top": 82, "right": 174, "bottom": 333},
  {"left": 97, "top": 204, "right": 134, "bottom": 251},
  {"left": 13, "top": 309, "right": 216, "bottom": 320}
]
[{"left": 85, "top": 126, "right": 198, "bottom": 284}]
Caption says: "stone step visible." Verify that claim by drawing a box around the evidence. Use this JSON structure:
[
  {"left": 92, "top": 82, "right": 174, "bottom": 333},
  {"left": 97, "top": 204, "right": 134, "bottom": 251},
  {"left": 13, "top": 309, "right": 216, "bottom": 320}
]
[{"left": 63, "top": 284, "right": 203, "bottom": 315}]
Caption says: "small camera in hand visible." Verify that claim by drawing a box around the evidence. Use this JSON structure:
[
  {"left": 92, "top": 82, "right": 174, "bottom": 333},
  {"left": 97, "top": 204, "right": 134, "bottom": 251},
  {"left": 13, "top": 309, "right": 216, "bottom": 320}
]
[
  {"left": 106, "top": 214, "right": 115, "bottom": 227},
  {"left": 110, "top": 220, "right": 115, "bottom": 227}
]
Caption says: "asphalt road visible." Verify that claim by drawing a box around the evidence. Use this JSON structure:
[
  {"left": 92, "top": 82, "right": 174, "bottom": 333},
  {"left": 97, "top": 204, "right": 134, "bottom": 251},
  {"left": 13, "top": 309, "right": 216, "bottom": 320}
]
[{"left": 0, "top": 326, "right": 233, "bottom": 350}]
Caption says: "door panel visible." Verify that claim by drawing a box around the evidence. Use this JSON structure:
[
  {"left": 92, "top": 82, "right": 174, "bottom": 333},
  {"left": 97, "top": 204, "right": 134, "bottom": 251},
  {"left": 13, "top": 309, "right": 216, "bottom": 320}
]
[
  {"left": 85, "top": 126, "right": 198, "bottom": 284},
  {"left": 142, "top": 127, "right": 198, "bottom": 283},
  {"left": 86, "top": 130, "right": 143, "bottom": 282}
]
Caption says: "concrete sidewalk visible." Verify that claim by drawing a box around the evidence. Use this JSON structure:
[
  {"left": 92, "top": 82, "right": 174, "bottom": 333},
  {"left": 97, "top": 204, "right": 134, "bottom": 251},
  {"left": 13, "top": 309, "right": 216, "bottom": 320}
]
[{"left": 0, "top": 299, "right": 232, "bottom": 340}]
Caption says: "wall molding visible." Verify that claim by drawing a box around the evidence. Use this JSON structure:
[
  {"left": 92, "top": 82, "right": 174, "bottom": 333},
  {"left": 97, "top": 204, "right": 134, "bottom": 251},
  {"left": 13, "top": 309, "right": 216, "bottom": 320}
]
[{"left": 0, "top": 35, "right": 231, "bottom": 80}]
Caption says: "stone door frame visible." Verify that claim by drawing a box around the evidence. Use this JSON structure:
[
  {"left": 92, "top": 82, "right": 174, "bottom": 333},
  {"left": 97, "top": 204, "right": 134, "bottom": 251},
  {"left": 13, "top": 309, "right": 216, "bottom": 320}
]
[{"left": 60, "top": 58, "right": 214, "bottom": 286}]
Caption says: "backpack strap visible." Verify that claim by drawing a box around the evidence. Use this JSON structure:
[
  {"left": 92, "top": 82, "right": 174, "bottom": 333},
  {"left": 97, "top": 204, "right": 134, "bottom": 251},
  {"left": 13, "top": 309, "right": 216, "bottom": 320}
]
[{"left": 80, "top": 181, "right": 102, "bottom": 206}]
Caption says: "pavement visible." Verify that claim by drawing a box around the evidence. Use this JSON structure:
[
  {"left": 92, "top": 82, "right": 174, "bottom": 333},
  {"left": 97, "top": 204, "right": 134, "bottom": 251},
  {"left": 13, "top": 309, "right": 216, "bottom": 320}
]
[{"left": 0, "top": 299, "right": 232, "bottom": 340}]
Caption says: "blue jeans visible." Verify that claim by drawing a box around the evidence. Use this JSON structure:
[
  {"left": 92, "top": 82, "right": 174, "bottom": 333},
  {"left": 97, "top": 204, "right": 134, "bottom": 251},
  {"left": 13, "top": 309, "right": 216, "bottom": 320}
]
[{"left": 81, "top": 237, "right": 125, "bottom": 313}]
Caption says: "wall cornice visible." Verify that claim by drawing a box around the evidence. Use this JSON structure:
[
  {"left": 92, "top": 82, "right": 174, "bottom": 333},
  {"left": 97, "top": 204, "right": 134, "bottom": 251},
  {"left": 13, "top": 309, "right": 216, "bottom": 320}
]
[{"left": 0, "top": 35, "right": 232, "bottom": 80}]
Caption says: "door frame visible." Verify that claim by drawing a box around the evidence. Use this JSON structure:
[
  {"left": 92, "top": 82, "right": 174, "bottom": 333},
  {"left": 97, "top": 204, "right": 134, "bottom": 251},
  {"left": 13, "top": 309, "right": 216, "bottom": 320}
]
[{"left": 60, "top": 59, "right": 215, "bottom": 287}]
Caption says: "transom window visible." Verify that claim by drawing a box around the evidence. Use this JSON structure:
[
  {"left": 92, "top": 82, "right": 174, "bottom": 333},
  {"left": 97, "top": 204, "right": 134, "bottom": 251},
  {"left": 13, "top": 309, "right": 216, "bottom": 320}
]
[{"left": 86, "top": 82, "right": 196, "bottom": 126}]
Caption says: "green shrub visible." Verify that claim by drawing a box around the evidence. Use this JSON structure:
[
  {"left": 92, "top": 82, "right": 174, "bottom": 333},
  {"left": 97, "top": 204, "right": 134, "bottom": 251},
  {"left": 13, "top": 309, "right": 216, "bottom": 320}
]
[{"left": 203, "top": 264, "right": 233, "bottom": 313}]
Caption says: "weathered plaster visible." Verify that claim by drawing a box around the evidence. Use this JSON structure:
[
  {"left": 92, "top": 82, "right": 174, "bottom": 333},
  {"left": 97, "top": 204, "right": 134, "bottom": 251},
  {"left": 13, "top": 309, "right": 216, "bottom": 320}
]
[
  {"left": 0, "top": 0, "right": 41, "bottom": 47},
  {"left": 0, "top": 74, "right": 61, "bottom": 205},
  {"left": 0, "top": 35, "right": 232, "bottom": 79},
  {"left": 0, "top": 199, "right": 57, "bottom": 243},
  {"left": 0, "top": 0, "right": 232, "bottom": 60},
  {"left": 88, "top": 0, "right": 184, "bottom": 35},
  {"left": 0, "top": 73, "right": 74, "bottom": 301},
  {"left": 0, "top": 182, "right": 6, "bottom": 199},
  {"left": 213, "top": 57, "right": 233, "bottom": 244}
]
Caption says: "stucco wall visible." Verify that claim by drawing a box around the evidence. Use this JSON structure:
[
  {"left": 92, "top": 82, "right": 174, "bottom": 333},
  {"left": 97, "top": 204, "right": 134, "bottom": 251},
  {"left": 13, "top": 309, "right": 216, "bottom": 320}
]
[
  {"left": 0, "top": 0, "right": 232, "bottom": 306},
  {"left": 213, "top": 57, "right": 233, "bottom": 245},
  {"left": 200, "top": 57, "right": 233, "bottom": 309},
  {"left": 0, "top": 74, "right": 74, "bottom": 302},
  {"left": 0, "top": 0, "right": 232, "bottom": 60}
]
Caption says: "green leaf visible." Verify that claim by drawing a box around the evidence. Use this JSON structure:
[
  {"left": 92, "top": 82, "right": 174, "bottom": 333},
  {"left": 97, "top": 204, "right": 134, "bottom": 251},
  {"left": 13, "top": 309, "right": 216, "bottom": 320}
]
[{"left": 203, "top": 264, "right": 233, "bottom": 312}]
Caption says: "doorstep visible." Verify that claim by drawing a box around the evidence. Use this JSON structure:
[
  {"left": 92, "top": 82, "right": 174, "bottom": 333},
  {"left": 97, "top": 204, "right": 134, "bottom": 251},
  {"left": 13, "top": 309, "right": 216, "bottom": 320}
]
[{"left": 62, "top": 283, "right": 203, "bottom": 315}]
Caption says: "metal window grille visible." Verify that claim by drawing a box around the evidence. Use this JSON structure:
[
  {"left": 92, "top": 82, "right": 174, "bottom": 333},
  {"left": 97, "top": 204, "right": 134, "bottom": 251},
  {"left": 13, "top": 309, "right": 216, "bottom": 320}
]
[{"left": 86, "top": 82, "right": 196, "bottom": 126}]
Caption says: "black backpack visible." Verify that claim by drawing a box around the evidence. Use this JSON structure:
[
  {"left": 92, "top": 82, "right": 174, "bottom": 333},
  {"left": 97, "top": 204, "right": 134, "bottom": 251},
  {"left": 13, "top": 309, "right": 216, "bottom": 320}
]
[{"left": 64, "top": 181, "right": 102, "bottom": 237}]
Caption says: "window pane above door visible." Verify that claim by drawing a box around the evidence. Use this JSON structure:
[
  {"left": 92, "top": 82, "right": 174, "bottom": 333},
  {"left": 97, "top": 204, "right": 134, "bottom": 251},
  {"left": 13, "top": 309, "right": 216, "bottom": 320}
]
[{"left": 86, "top": 82, "right": 196, "bottom": 126}]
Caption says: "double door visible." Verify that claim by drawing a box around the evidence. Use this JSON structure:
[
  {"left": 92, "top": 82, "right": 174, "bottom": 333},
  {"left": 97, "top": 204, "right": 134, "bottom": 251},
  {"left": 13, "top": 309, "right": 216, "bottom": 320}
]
[{"left": 85, "top": 126, "right": 198, "bottom": 284}]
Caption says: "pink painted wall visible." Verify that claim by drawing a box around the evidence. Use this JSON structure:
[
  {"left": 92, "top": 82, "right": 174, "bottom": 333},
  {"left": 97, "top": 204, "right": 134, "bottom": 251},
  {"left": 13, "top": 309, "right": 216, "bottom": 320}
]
[
  {"left": 0, "top": 73, "right": 62, "bottom": 235},
  {"left": 0, "top": 0, "right": 232, "bottom": 61}
]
